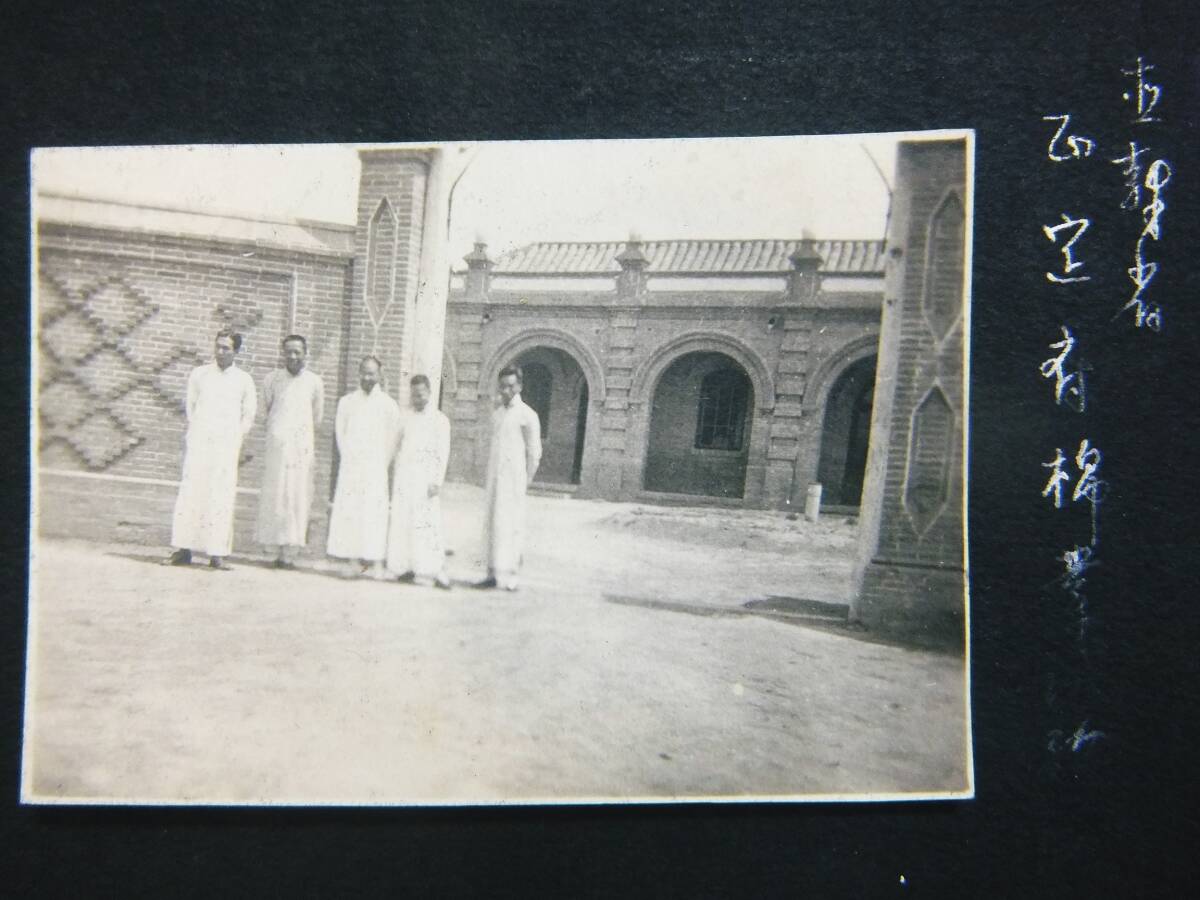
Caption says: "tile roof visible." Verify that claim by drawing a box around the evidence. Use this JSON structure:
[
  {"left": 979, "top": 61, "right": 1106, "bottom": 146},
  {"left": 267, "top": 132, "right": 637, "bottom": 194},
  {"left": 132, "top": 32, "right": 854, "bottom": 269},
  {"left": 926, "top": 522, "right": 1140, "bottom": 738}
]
[
  {"left": 489, "top": 239, "right": 885, "bottom": 276},
  {"left": 36, "top": 193, "right": 356, "bottom": 257}
]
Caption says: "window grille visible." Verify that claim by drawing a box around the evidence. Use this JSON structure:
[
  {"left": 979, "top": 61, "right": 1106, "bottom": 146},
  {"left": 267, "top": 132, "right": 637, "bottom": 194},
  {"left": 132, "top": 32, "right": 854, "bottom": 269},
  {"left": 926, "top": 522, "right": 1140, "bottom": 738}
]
[{"left": 695, "top": 368, "right": 748, "bottom": 451}]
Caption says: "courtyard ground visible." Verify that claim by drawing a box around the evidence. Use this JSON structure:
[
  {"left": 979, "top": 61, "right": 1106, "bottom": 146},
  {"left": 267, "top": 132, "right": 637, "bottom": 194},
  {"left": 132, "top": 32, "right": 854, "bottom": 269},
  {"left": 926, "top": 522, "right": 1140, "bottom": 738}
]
[{"left": 23, "top": 483, "right": 970, "bottom": 804}]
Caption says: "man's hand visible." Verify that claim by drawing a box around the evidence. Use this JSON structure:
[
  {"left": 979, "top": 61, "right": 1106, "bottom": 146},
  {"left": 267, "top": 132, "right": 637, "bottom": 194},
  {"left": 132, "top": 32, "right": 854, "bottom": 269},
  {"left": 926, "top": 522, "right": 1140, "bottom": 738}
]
[{"left": 427, "top": 483, "right": 440, "bottom": 498}]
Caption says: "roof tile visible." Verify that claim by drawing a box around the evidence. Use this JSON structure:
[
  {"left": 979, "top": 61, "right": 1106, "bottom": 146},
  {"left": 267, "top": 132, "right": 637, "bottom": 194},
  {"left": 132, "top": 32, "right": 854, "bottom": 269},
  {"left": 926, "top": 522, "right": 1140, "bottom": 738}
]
[{"left": 490, "top": 239, "right": 884, "bottom": 275}]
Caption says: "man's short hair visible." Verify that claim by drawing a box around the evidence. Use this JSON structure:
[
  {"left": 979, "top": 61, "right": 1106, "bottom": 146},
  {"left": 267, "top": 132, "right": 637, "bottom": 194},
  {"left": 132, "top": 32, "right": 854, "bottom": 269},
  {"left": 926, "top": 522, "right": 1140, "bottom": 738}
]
[
  {"left": 498, "top": 364, "right": 523, "bottom": 384},
  {"left": 360, "top": 354, "right": 383, "bottom": 371},
  {"left": 410, "top": 374, "right": 431, "bottom": 389},
  {"left": 282, "top": 334, "right": 307, "bottom": 351},
  {"left": 215, "top": 329, "right": 243, "bottom": 352}
]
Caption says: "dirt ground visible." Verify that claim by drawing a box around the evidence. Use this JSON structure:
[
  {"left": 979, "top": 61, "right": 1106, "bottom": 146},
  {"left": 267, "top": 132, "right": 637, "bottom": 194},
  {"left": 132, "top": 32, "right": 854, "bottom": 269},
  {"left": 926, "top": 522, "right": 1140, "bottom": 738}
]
[{"left": 24, "top": 482, "right": 970, "bottom": 804}]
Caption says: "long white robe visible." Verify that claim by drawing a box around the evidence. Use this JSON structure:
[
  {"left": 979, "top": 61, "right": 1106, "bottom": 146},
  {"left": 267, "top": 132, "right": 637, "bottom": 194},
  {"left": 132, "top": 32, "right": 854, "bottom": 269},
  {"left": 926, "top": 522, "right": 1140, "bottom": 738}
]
[
  {"left": 326, "top": 385, "right": 400, "bottom": 561},
  {"left": 171, "top": 362, "right": 257, "bottom": 557},
  {"left": 255, "top": 367, "right": 325, "bottom": 548},
  {"left": 386, "top": 407, "right": 451, "bottom": 578},
  {"left": 483, "top": 395, "right": 542, "bottom": 584}
]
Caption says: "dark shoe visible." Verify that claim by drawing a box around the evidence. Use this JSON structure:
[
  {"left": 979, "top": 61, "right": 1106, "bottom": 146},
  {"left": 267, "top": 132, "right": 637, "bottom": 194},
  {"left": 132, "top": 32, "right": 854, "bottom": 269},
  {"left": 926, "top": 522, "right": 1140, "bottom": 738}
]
[
  {"left": 395, "top": 571, "right": 416, "bottom": 584},
  {"left": 164, "top": 549, "right": 192, "bottom": 566},
  {"left": 434, "top": 577, "right": 452, "bottom": 591},
  {"left": 209, "top": 557, "right": 233, "bottom": 571},
  {"left": 472, "top": 577, "right": 498, "bottom": 590},
  {"left": 277, "top": 561, "right": 297, "bottom": 571}
]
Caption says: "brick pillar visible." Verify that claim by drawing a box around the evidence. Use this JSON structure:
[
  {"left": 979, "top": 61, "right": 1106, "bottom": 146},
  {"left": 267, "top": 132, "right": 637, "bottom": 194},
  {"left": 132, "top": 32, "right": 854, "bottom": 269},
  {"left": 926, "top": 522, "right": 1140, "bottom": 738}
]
[
  {"left": 766, "top": 310, "right": 815, "bottom": 509},
  {"left": 774, "top": 235, "right": 824, "bottom": 508},
  {"left": 851, "top": 139, "right": 968, "bottom": 648},
  {"left": 454, "top": 242, "right": 493, "bottom": 484},
  {"left": 348, "top": 148, "right": 436, "bottom": 398},
  {"left": 449, "top": 310, "right": 486, "bottom": 484},
  {"left": 604, "top": 309, "right": 640, "bottom": 499},
  {"left": 610, "top": 238, "right": 648, "bottom": 497}
]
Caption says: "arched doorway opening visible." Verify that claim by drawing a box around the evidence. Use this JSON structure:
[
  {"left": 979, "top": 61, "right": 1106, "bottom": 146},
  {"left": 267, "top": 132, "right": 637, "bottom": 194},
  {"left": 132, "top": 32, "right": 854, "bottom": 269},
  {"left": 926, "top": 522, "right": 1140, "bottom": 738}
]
[
  {"left": 519, "top": 361, "right": 553, "bottom": 433},
  {"left": 571, "top": 381, "right": 589, "bottom": 484},
  {"left": 643, "top": 351, "right": 753, "bottom": 499},
  {"left": 511, "top": 347, "right": 589, "bottom": 486},
  {"left": 816, "top": 355, "right": 876, "bottom": 507}
]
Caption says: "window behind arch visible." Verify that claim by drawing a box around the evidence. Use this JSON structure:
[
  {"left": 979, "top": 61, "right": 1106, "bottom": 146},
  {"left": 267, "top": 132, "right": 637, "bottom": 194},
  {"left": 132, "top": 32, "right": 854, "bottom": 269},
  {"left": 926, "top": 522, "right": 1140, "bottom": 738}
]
[{"left": 695, "top": 367, "right": 749, "bottom": 451}]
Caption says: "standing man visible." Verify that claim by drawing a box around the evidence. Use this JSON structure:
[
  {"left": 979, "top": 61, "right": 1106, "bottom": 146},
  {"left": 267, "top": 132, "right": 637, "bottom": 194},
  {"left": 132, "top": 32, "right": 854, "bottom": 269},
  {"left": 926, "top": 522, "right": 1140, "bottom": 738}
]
[
  {"left": 386, "top": 374, "right": 452, "bottom": 589},
  {"left": 326, "top": 355, "right": 400, "bottom": 578},
  {"left": 255, "top": 334, "right": 325, "bottom": 569},
  {"left": 476, "top": 365, "right": 542, "bottom": 591},
  {"left": 164, "top": 328, "right": 257, "bottom": 571}
]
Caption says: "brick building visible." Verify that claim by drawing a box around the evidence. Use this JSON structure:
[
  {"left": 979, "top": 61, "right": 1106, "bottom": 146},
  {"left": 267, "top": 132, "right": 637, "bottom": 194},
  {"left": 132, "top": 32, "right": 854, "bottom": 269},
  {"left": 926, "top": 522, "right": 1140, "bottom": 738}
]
[
  {"left": 34, "top": 147, "right": 450, "bottom": 553},
  {"left": 442, "top": 237, "right": 886, "bottom": 511},
  {"left": 33, "top": 137, "right": 967, "bottom": 644}
]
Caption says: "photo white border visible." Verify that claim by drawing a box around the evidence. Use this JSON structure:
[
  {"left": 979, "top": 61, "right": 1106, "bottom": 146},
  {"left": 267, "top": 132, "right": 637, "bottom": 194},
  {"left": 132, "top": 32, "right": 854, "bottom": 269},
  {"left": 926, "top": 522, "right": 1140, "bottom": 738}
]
[{"left": 22, "top": 128, "right": 976, "bottom": 807}]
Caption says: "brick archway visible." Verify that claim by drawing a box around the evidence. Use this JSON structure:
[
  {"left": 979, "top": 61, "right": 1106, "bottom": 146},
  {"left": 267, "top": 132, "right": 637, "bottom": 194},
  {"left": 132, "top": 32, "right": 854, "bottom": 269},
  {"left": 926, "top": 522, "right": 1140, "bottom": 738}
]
[
  {"left": 794, "top": 333, "right": 881, "bottom": 507},
  {"left": 802, "top": 334, "right": 881, "bottom": 420},
  {"left": 481, "top": 328, "right": 607, "bottom": 404},
  {"left": 630, "top": 332, "right": 774, "bottom": 411},
  {"left": 626, "top": 332, "right": 774, "bottom": 505},
  {"left": 478, "top": 328, "right": 606, "bottom": 493}
]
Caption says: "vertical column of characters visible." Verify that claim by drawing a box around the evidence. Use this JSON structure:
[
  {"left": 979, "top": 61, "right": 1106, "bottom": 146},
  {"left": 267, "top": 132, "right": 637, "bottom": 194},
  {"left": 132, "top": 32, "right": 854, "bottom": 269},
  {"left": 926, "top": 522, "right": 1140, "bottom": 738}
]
[
  {"left": 1038, "top": 108, "right": 1102, "bottom": 630},
  {"left": 1037, "top": 96, "right": 1105, "bottom": 756},
  {"left": 1035, "top": 55, "right": 1172, "bottom": 756},
  {"left": 1113, "top": 57, "right": 1170, "bottom": 331}
]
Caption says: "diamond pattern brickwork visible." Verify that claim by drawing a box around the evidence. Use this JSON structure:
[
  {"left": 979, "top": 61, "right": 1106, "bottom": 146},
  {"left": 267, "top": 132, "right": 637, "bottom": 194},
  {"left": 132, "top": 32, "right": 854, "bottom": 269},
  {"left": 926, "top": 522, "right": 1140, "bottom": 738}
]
[
  {"left": 922, "top": 192, "right": 965, "bottom": 341},
  {"left": 37, "top": 271, "right": 198, "bottom": 471},
  {"left": 903, "top": 386, "right": 955, "bottom": 534}
]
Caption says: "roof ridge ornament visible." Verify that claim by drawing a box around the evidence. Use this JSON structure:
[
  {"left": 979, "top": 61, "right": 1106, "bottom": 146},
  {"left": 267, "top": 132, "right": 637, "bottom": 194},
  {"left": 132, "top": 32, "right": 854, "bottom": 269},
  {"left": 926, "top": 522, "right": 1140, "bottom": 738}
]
[
  {"left": 615, "top": 233, "right": 649, "bottom": 266},
  {"left": 463, "top": 241, "right": 494, "bottom": 299},
  {"left": 616, "top": 233, "right": 650, "bottom": 300},
  {"left": 788, "top": 231, "right": 824, "bottom": 303}
]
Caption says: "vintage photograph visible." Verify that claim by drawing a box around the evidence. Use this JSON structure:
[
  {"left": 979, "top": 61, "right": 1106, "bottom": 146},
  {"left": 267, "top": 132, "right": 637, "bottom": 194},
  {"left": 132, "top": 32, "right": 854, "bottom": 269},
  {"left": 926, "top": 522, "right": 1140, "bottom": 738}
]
[{"left": 24, "top": 132, "right": 972, "bottom": 804}]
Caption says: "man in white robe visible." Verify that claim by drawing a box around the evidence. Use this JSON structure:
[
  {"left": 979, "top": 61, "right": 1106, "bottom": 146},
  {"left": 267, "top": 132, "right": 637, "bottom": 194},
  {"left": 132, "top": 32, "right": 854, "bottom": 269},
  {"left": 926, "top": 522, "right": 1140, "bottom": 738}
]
[
  {"left": 476, "top": 365, "right": 542, "bottom": 591},
  {"left": 165, "top": 329, "right": 257, "bottom": 570},
  {"left": 255, "top": 334, "right": 325, "bottom": 569},
  {"left": 386, "top": 374, "right": 452, "bottom": 589},
  {"left": 326, "top": 355, "right": 400, "bottom": 578}
]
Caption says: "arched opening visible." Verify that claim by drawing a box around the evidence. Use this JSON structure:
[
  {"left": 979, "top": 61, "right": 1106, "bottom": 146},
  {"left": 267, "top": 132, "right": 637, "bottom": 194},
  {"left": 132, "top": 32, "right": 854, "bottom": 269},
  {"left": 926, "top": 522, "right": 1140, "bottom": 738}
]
[
  {"left": 511, "top": 347, "right": 589, "bottom": 486},
  {"left": 644, "top": 351, "right": 753, "bottom": 499},
  {"left": 816, "top": 355, "right": 877, "bottom": 507},
  {"left": 519, "top": 361, "right": 553, "bottom": 438},
  {"left": 571, "top": 381, "right": 589, "bottom": 484}
]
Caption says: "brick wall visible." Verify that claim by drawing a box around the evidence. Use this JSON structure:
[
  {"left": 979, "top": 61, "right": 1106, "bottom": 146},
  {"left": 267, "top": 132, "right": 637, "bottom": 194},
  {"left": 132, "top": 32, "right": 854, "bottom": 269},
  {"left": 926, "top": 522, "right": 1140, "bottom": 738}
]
[
  {"left": 851, "top": 139, "right": 969, "bottom": 647},
  {"left": 36, "top": 150, "right": 453, "bottom": 557},
  {"left": 442, "top": 285, "right": 882, "bottom": 509},
  {"left": 35, "top": 215, "right": 354, "bottom": 553}
]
